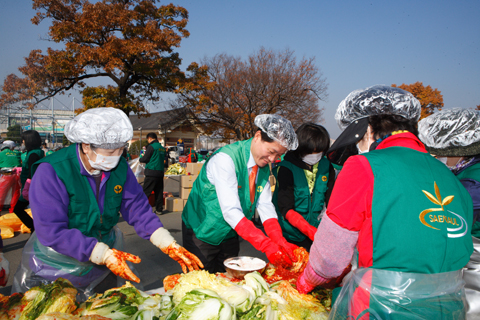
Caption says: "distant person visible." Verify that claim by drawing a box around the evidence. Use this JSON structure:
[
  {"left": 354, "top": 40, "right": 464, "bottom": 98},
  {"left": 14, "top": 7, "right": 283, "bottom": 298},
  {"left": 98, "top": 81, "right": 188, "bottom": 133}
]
[
  {"left": 139, "top": 145, "right": 146, "bottom": 158},
  {"left": 139, "top": 133, "right": 166, "bottom": 214},
  {"left": 0, "top": 142, "right": 21, "bottom": 168},
  {"left": 14, "top": 130, "right": 45, "bottom": 232}
]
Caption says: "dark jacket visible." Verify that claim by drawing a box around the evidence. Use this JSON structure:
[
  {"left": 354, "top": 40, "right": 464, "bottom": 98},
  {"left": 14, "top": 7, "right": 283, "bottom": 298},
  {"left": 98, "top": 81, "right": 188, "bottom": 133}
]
[{"left": 139, "top": 141, "right": 164, "bottom": 178}]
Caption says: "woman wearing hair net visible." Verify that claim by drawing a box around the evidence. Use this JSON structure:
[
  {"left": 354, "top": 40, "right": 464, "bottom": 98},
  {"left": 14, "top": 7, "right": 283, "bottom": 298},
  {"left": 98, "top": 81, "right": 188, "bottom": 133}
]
[
  {"left": 296, "top": 85, "right": 473, "bottom": 319},
  {"left": 419, "top": 108, "right": 480, "bottom": 319},
  {"left": 11, "top": 108, "right": 202, "bottom": 298},
  {"left": 182, "top": 114, "right": 300, "bottom": 273}
]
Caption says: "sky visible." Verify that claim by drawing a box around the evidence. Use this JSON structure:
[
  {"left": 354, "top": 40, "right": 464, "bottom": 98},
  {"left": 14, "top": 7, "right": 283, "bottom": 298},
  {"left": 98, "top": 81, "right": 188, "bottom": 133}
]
[{"left": 1, "top": 0, "right": 479, "bottom": 138}]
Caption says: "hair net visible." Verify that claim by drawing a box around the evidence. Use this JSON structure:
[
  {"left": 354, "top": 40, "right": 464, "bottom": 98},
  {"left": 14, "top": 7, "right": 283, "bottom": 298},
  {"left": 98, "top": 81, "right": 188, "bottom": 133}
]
[
  {"left": 64, "top": 107, "right": 133, "bottom": 149},
  {"left": 3, "top": 140, "right": 16, "bottom": 148},
  {"left": 335, "top": 85, "right": 421, "bottom": 130},
  {"left": 0, "top": 144, "right": 9, "bottom": 151},
  {"left": 254, "top": 114, "right": 298, "bottom": 150},
  {"left": 418, "top": 108, "right": 480, "bottom": 157}
]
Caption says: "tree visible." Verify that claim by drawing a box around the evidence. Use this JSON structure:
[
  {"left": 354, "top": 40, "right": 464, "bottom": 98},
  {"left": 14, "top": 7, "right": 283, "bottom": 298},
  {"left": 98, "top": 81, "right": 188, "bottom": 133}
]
[
  {"left": 6, "top": 124, "right": 22, "bottom": 143},
  {"left": 0, "top": 0, "right": 200, "bottom": 116},
  {"left": 476, "top": 104, "right": 480, "bottom": 110},
  {"left": 174, "top": 47, "right": 328, "bottom": 141},
  {"left": 391, "top": 82, "right": 443, "bottom": 119}
]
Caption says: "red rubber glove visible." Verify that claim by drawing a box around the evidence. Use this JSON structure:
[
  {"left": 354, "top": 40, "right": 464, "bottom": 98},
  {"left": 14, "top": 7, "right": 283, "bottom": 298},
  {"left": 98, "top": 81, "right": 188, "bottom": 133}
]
[
  {"left": 296, "top": 272, "right": 316, "bottom": 294},
  {"left": 285, "top": 210, "right": 317, "bottom": 241},
  {"left": 263, "top": 218, "right": 299, "bottom": 262},
  {"left": 235, "top": 217, "right": 293, "bottom": 268}
]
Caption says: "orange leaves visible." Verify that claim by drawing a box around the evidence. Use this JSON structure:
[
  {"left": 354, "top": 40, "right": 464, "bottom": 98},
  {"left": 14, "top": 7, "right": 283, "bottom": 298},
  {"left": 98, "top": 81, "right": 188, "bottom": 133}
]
[
  {"left": 392, "top": 82, "right": 443, "bottom": 119},
  {"left": 1, "top": 0, "right": 192, "bottom": 115}
]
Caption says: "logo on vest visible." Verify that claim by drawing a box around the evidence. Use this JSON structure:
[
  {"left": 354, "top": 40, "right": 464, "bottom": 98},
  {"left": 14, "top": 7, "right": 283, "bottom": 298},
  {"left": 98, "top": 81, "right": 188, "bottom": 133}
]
[
  {"left": 419, "top": 182, "right": 467, "bottom": 238},
  {"left": 114, "top": 185, "right": 123, "bottom": 194},
  {"left": 322, "top": 176, "right": 327, "bottom": 182},
  {"left": 257, "top": 186, "right": 263, "bottom": 193}
]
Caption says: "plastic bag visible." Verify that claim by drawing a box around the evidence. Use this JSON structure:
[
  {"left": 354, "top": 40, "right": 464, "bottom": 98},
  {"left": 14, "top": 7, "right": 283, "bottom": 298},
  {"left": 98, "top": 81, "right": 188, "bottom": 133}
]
[
  {"left": 0, "top": 213, "right": 31, "bottom": 233},
  {"left": 129, "top": 158, "right": 145, "bottom": 179},
  {"left": 330, "top": 267, "right": 466, "bottom": 319},
  {"left": 0, "top": 173, "right": 19, "bottom": 210},
  {"left": 0, "top": 252, "right": 9, "bottom": 287},
  {"left": 0, "top": 225, "right": 15, "bottom": 239},
  {"left": 11, "top": 226, "right": 143, "bottom": 301}
]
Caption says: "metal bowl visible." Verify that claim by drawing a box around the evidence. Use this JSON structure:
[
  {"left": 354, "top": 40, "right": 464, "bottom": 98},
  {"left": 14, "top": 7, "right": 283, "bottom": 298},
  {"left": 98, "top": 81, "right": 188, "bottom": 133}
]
[{"left": 224, "top": 256, "right": 267, "bottom": 280}]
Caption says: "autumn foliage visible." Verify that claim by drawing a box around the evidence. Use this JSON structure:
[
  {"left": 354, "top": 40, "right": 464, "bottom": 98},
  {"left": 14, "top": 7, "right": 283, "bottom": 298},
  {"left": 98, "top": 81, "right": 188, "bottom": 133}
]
[
  {"left": 392, "top": 82, "right": 443, "bottom": 119},
  {"left": 174, "top": 47, "right": 328, "bottom": 141},
  {"left": 0, "top": 0, "right": 204, "bottom": 116}
]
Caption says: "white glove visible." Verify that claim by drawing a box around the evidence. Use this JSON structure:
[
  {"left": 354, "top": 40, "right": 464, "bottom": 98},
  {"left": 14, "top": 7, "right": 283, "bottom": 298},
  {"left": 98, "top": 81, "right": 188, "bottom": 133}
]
[
  {"left": 150, "top": 227, "right": 204, "bottom": 273},
  {"left": 90, "top": 242, "right": 141, "bottom": 283},
  {"left": 0, "top": 252, "right": 10, "bottom": 287}
]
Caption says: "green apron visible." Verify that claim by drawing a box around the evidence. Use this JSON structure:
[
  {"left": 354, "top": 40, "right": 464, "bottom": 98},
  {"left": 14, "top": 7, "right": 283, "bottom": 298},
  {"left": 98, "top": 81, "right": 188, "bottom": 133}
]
[
  {"left": 30, "top": 144, "right": 127, "bottom": 274},
  {"left": 272, "top": 157, "right": 330, "bottom": 242},
  {"left": 0, "top": 149, "right": 21, "bottom": 168},
  {"left": 182, "top": 138, "right": 269, "bottom": 246},
  {"left": 19, "top": 148, "right": 44, "bottom": 201},
  {"left": 145, "top": 141, "right": 166, "bottom": 171},
  {"left": 333, "top": 148, "right": 473, "bottom": 319}
]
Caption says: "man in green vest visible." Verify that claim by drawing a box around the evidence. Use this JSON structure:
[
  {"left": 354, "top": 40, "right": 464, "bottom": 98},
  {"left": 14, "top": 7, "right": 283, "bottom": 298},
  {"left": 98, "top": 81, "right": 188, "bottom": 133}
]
[
  {"left": 297, "top": 85, "right": 474, "bottom": 319},
  {"left": 139, "top": 132, "right": 166, "bottom": 214},
  {"left": 12, "top": 108, "right": 202, "bottom": 297},
  {"left": 419, "top": 108, "right": 480, "bottom": 319},
  {"left": 183, "top": 114, "right": 300, "bottom": 273},
  {"left": 0, "top": 143, "right": 21, "bottom": 169}
]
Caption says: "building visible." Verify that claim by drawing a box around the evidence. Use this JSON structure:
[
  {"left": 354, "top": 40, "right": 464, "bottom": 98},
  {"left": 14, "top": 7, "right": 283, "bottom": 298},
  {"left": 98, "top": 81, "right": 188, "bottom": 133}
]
[{"left": 0, "top": 105, "right": 75, "bottom": 146}]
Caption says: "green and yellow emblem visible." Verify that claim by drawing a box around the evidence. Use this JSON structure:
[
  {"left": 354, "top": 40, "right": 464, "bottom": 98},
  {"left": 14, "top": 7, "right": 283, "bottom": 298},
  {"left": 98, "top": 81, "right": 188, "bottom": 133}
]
[
  {"left": 419, "top": 182, "right": 467, "bottom": 238},
  {"left": 114, "top": 185, "right": 123, "bottom": 194}
]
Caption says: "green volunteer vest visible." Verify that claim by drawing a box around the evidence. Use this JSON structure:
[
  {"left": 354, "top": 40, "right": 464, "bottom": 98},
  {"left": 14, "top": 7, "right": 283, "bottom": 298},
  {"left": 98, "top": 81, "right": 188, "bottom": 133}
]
[
  {"left": 456, "top": 162, "right": 480, "bottom": 238},
  {"left": 20, "top": 148, "right": 44, "bottom": 193},
  {"left": 272, "top": 157, "right": 330, "bottom": 242},
  {"left": 182, "top": 138, "right": 270, "bottom": 245},
  {"left": 32, "top": 144, "right": 127, "bottom": 243},
  {"left": 0, "top": 149, "right": 21, "bottom": 168},
  {"left": 21, "top": 152, "right": 27, "bottom": 163},
  {"left": 145, "top": 141, "right": 166, "bottom": 171},
  {"left": 363, "top": 147, "right": 473, "bottom": 273}
]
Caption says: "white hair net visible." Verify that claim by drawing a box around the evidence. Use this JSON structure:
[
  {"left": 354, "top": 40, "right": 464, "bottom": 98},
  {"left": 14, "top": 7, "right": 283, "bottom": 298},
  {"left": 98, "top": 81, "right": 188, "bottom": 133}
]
[
  {"left": 3, "top": 140, "right": 16, "bottom": 148},
  {"left": 418, "top": 108, "right": 480, "bottom": 157},
  {"left": 64, "top": 107, "right": 133, "bottom": 149},
  {"left": 335, "top": 85, "right": 421, "bottom": 130},
  {"left": 254, "top": 114, "right": 298, "bottom": 150}
]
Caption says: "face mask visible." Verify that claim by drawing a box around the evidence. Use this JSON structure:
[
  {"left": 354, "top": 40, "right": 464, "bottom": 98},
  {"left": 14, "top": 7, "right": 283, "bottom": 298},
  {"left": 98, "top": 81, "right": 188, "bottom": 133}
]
[
  {"left": 302, "top": 152, "right": 323, "bottom": 165},
  {"left": 436, "top": 157, "right": 448, "bottom": 165},
  {"left": 87, "top": 149, "right": 121, "bottom": 171},
  {"left": 356, "top": 144, "right": 369, "bottom": 154}
]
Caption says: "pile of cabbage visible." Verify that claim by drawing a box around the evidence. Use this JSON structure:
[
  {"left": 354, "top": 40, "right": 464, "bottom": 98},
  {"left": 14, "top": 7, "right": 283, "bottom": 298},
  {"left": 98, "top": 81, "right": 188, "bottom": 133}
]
[
  {"left": 167, "top": 270, "right": 329, "bottom": 320},
  {"left": 0, "top": 272, "right": 328, "bottom": 320}
]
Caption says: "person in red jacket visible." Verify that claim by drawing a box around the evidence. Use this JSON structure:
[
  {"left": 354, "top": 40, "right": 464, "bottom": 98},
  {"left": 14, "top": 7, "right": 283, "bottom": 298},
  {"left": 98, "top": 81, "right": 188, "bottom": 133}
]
[{"left": 297, "top": 85, "right": 473, "bottom": 319}]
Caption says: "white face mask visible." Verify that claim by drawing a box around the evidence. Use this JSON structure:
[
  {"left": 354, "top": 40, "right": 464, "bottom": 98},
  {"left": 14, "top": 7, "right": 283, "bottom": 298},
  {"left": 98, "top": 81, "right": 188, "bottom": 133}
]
[
  {"left": 356, "top": 144, "right": 369, "bottom": 154},
  {"left": 87, "top": 149, "right": 122, "bottom": 171},
  {"left": 436, "top": 157, "right": 448, "bottom": 165},
  {"left": 302, "top": 152, "right": 323, "bottom": 165}
]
